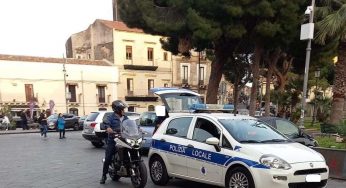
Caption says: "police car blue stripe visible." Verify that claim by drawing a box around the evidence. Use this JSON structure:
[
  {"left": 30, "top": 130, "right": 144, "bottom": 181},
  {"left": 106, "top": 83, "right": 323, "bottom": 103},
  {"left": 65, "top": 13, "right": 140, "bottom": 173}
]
[{"left": 152, "top": 139, "right": 269, "bottom": 169}]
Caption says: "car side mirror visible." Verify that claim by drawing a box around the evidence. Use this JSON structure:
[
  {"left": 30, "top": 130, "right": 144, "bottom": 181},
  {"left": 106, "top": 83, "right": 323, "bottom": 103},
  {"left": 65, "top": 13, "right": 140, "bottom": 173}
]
[
  {"left": 206, "top": 137, "right": 220, "bottom": 145},
  {"left": 206, "top": 137, "right": 221, "bottom": 152},
  {"left": 166, "top": 128, "right": 177, "bottom": 135}
]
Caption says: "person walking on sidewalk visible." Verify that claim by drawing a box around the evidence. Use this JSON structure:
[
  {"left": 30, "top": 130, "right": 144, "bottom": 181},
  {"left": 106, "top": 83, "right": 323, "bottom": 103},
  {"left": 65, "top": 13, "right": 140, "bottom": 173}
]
[
  {"left": 38, "top": 112, "right": 48, "bottom": 137},
  {"left": 56, "top": 113, "right": 65, "bottom": 139},
  {"left": 20, "top": 110, "right": 29, "bottom": 130}
]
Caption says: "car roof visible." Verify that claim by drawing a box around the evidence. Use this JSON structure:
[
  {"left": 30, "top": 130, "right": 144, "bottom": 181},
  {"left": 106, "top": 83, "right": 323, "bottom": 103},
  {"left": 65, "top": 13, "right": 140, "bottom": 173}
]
[{"left": 169, "top": 113, "right": 256, "bottom": 121}]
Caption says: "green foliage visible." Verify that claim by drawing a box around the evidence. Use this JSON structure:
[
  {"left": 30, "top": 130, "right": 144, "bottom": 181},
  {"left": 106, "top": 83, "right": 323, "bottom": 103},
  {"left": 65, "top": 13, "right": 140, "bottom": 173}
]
[
  {"left": 337, "top": 120, "right": 346, "bottom": 136},
  {"left": 315, "top": 136, "right": 346, "bottom": 149}
]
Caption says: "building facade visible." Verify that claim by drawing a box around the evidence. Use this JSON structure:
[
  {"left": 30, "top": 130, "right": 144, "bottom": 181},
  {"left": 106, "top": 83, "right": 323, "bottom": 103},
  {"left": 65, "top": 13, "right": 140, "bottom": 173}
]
[
  {"left": 0, "top": 54, "right": 118, "bottom": 117},
  {"left": 66, "top": 19, "right": 174, "bottom": 113}
]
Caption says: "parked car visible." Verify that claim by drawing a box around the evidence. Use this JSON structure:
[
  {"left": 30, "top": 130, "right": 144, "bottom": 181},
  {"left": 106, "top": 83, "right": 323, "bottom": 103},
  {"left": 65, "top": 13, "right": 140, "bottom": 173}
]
[
  {"left": 47, "top": 113, "right": 80, "bottom": 131},
  {"left": 78, "top": 115, "right": 88, "bottom": 129},
  {"left": 138, "top": 111, "right": 157, "bottom": 150},
  {"left": 82, "top": 111, "right": 140, "bottom": 148},
  {"left": 258, "top": 116, "right": 318, "bottom": 147}
]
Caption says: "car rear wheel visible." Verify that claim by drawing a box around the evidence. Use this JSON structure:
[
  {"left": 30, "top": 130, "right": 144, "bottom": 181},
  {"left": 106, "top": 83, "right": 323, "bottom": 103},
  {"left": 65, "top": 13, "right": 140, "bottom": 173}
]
[
  {"left": 91, "top": 141, "right": 104, "bottom": 148},
  {"left": 73, "top": 123, "right": 79, "bottom": 131},
  {"left": 226, "top": 166, "right": 254, "bottom": 188},
  {"left": 149, "top": 156, "right": 169, "bottom": 185}
]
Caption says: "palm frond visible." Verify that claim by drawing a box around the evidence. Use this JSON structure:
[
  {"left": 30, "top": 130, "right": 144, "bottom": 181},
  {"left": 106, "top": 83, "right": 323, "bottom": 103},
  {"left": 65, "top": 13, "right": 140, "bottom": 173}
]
[{"left": 315, "top": 12, "right": 344, "bottom": 44}]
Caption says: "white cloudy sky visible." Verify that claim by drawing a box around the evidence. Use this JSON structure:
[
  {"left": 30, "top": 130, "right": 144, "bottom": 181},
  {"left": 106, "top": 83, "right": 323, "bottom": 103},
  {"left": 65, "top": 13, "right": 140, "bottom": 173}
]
[{"left": 0, "top": 0, "right": 112, "bottom": 58}]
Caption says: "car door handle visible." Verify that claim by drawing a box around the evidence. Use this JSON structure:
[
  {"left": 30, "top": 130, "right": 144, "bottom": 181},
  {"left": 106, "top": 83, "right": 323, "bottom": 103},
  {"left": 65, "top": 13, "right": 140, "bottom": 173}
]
[{"left": 187, "top": 144, "right": 194, "bottom": 148}]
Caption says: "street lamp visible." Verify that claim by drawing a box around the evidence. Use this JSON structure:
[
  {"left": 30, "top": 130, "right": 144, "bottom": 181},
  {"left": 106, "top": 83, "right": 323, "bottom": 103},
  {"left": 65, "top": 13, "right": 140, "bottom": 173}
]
[
  {"left": 299, "top": 0, "right": 315, "bottom": 129},
  {"left": 63, "top": 57, "right": 69, "bottom": 113}
]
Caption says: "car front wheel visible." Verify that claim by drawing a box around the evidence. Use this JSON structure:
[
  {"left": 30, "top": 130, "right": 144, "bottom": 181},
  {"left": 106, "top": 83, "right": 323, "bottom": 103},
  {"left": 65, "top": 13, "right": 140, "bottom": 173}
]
[
  {"left": 91, "top": 141, "right": 104, "bottom": 148},
  {"left": 226, "top": 166, "right": 255, "bottom": 188},
  {"left": 149, "top": 156, "right": 169, "bottom": 185}
]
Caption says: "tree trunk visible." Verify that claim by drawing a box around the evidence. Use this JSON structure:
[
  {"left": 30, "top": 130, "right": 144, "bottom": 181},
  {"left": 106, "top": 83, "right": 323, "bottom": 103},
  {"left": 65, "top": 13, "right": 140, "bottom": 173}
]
[
  {"left": 264, "top": 67, "right": 273, "bottom": 116},
  {"left": 206, "top": 44, "right": 229, "bottom": 104},
  {"left": 329, "top": 41, "right": 346, "bottom": 124},
  {"left": 233, "top": 80, "right": 240, "bottom": 114},
  {"left": 249, "top": 44, "right": 262, "bottom": 116}
]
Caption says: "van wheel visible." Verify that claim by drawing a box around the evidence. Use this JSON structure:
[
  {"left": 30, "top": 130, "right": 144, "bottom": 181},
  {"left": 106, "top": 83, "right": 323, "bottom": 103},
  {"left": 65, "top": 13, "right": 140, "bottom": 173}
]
[
  {"left": 226, "top": 166, "right": 254, "bottom": 188},
  {"left": 91, "top": 141, "right": 104, "bottom": 148},
  {"left": 149, "top": 156, "right": 169, "bottom": 185}
]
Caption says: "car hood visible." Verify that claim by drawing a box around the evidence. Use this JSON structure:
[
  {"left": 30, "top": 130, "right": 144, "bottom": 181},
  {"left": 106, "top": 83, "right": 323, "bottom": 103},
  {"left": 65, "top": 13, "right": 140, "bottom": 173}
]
[{"left": 242, "top": 143, "right": 324, "bottom": 164}]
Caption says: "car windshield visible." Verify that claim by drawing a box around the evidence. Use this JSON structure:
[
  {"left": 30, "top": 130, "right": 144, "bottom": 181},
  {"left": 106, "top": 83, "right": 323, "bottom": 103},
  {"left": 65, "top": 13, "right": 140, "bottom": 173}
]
[
  {"left": 121, "top": 119, "right": 140, "bottom": 137},
  {"left": 275, "top": 119, "right": 300, "bottom": 138},
  {"left": 219, "top": 119, "right": 290, "bottom": 143},
  {"left": 86, "top": 112, "right": 99, "bottom": 122},
  {"left": 160, "top": 93, "right": 202, "bottom": 113}
]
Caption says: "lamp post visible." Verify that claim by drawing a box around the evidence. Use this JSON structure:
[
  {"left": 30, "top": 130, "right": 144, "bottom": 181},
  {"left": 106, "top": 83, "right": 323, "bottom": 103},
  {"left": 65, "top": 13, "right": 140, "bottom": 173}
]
[
  {"left": 299, "top": 0, "right": 315, "bottom": 129},
  {"left": 312, "top": 68, "right": 320, "bottom": 125},
  {"left": 63, "top": 57, "right": 68, "bottom": 113}
]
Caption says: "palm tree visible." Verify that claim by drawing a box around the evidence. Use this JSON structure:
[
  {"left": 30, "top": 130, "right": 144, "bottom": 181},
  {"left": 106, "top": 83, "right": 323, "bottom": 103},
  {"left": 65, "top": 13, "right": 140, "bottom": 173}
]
[{"left": 315, "top": 0, "right": 346, "bottom": 124}]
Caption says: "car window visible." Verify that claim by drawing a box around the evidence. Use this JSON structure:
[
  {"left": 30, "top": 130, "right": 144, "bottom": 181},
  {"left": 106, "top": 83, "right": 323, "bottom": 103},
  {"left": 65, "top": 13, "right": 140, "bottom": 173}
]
[
  {"left": 165, "top": 117, "right": 192, "bottom": 138},
  {"left": 275, "top": 119, "right": 299, "bottom": 138},
  {"left": 86, "top": 112, "right": 99, "bottom": 122},
  {"left": 222, "top": 135, "right": 232, "bottom": 149},
  {"left": 139, "top": 112, "right": 156, "bottom": 126},
  {"left": 220, "top": 119, "right": 288, "bottom": 143},
  {"left": 47, "top": 114, "right": 57, "bottom": 120},
  {"left": 192, "top": 118, "right": 221, "bottom": 142}
]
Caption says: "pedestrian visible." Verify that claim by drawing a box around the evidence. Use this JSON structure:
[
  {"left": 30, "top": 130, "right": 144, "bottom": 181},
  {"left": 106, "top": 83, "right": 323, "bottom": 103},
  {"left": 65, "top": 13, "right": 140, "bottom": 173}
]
[
  {"left": 38, "top": 111, "right": 47, "bottom": 137},
  {"left": 1, "top": 114, "right": 10, "bottom": 131},
  {"left": 20, "top": 110, "right": 28, "bottom": 130},
  {"left": 100, "top": 100, "right": 128, "bottom": 184},
  {"left": 56, "top": 113, "right": 65, "bottom": 139}
]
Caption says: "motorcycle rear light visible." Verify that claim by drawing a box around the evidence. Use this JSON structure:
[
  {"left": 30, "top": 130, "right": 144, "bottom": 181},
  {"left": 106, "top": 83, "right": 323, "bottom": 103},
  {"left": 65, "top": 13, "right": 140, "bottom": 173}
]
[{"left": 90, "top": 123, "right": 97, "bottom": 128}]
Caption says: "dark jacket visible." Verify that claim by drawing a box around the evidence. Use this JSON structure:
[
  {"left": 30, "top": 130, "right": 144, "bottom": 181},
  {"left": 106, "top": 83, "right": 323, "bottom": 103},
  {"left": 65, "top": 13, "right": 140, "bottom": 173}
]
[
  {"left": 103, "top": 113, "right": 128, "bottom": 144},
  {"left": 20, "top": 112, "right": 27, "bottom": 124}
]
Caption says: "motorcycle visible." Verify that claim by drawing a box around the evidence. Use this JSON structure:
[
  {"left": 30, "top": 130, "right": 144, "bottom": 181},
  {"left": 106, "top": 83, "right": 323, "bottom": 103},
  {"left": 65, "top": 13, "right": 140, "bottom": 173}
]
[{"left": 104, "top": 119, "right": 147, "bottom": 188}]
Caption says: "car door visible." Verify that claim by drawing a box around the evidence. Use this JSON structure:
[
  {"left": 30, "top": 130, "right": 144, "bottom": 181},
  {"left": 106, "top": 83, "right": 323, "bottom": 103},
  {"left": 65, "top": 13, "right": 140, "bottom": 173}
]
[
  {"left": 186, "top": 117, "right": 223, "bottom": 184},
  {"left": 158, "top": 116, "right": 193, "bottom": 176}
]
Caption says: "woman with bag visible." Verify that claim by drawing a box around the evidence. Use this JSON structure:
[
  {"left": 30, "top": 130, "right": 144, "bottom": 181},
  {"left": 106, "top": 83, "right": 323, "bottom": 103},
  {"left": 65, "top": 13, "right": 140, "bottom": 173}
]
[{"left": 57, "top": 113, "right": 66, "bottom": 139}]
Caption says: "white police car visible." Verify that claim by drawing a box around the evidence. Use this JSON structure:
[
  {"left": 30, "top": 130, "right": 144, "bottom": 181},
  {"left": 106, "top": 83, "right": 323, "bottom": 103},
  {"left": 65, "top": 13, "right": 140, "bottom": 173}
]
[{"left": 148, "top": 108, "right": 329, "bottom": 188}]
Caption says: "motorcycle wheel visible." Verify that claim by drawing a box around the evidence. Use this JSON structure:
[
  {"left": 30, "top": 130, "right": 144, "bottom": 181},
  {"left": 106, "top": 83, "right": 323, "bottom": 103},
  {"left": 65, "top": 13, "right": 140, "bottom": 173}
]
[
  {"left": 130, "top": 161, "right": 147, "bottom": 188},
  {"left": 109, "top": 155, "right": 121, "bottom": 181}
]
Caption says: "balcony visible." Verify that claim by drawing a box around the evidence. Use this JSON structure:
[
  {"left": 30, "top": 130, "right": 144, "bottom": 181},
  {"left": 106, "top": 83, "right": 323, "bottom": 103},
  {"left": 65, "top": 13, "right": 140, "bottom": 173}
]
[
  {"left": 123, "top": 58, "right": 158, "bottom": 71},
  {"left": 125, "top": 89, "right": 158, "bottom": 102}
]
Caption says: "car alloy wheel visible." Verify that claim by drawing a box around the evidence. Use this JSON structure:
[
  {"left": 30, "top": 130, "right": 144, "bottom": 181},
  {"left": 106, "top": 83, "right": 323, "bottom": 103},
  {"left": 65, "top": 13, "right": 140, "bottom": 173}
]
[
  {"left": 151, "top": 160, "right": 163, "bottom": 182},
  {"left": 229, "top": 172, "right": 249, "bottom": 188}
]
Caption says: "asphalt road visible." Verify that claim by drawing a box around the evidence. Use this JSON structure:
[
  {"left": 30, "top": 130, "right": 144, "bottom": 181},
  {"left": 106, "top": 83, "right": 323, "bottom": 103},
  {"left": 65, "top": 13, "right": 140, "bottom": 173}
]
[{"left": 0, "top": 131, "right": 345, "bottom": 188}]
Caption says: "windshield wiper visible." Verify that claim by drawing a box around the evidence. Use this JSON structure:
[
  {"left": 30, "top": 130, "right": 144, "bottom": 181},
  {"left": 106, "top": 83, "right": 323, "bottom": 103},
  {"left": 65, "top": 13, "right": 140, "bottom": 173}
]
[
  {"left": 239, "top": 140, "right": 261, "bottom": 143},
  {"left": 260, "top": 139, "right": 288, "bottom": 143}
]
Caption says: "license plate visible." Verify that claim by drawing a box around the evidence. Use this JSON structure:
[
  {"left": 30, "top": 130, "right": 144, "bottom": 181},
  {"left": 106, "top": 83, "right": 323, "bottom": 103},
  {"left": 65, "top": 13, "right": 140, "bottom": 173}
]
[{"left": 306, "top": 174, "right": 321, "bottom": 182}]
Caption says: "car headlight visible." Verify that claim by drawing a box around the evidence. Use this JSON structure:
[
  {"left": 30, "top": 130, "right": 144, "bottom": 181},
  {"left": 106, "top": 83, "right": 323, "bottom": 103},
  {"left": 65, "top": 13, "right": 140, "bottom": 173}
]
[
  {"left": 260, "top": 154, "right": 291, "bottom": 170},
  {"left": 126, "top": 138, "right": 136, "bottom": 146},
  {"left": 137, "top": 138, "right": 143, "bottom": 144}
]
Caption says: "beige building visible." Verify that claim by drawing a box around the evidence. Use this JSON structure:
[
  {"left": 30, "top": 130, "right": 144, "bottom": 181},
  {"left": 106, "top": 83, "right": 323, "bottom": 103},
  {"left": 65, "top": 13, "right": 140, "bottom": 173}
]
[
  {"left": 66, "top": 20, "right": 173, "bottom": 112},
  {"left": 0, "top": 54, "right": 119, "bottom": 116}
]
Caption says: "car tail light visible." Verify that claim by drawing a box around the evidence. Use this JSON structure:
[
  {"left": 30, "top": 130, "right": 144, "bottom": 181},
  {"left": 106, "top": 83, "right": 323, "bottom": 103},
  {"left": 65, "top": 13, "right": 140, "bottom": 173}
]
[{"left": 90, "top": 123, "right": 97, "bottom": 128}]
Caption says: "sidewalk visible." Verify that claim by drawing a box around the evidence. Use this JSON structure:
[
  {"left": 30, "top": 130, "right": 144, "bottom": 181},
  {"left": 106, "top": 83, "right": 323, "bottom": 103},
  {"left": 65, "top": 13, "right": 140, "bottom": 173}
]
[{"left": 0, "top": 128, "right": 48, "bottom": 135}]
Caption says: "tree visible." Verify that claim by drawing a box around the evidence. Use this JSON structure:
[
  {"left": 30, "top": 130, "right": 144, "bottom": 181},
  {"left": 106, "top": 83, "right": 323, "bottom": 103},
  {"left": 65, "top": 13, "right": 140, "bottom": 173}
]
[
  {"left": 315, "top": 0, "right": 346, "bottom": 124},
  {"left": 223, "top": 54, "right": 251, "bottom": 114},
  {"left": 119, "top": 0, "right": 246, "bottom": 103}
]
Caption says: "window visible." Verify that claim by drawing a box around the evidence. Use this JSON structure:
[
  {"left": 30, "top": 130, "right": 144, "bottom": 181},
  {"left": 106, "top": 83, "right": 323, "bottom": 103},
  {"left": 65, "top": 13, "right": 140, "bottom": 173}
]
[
  {"left": 128, "top": 106, "right": 135, "bottom": 112},
  {"left": 192, "top": 118, "right": 221, "bottom": 142},
  {"left": 148, "top": 79, "right": 154, "bottom": 91},
  {"left": 148, "top": 105, "right": 155, "bottom": 111},
  {"left": 164, "top": 83, "right": 168, "bottom": 87},
  {"left": 68, "top": 85, "right": 77, "bottom": 102},
  {"left": 166, "top": 117, "right": 192, "bottom": 138},
  {"left": 147, "top": 47, "right": 154, "bottom": 61},
  {"left": 199, "top": 66, "right": 205, "bottom": 84},
  {"left": 182, "top": 65, "right": 189, "bottom": 83},
  {"left": 275, "top": 119, "right": 299, "bottom": 138},
  {"left": 163, "top": 52, "right": 168, "bottom": 61},
  {"left": 127, "top": 78, "right": 134, "bottom": 95},
  {"left": 69, "top": 108, "right": 78, "bottom": 116},
  {"left": 98, "top": 108, "right": 107, "bottom": 111},
  {"left": 88, "top": 54, "right": 91, "bottom": 59},
  {"left": 25, "top": 84, "right": 34, "bottom": 102},
  {"left": 126, "top": 46, "right": 132, "bottom": 60},
  {"left": 97, "top": 86, "right": 106, "bottom": 103},
  {"left": 222, "top": 135, "right": 232, "bottom": 149}
]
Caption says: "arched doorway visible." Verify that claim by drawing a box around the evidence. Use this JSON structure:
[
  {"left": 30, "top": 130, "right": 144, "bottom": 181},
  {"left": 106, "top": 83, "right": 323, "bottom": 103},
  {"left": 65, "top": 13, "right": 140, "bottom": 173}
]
[
  {"left": 148, "top": 105, "right": 155, "bottom": 111},
  {"left": 69, "top": 108, "right": 78, "bottom": 116}
]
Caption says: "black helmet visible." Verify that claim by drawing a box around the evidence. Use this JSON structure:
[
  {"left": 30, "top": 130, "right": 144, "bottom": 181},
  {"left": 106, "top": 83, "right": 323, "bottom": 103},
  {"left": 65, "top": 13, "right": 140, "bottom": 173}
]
[{"left": 112, "top": 100, "right": 128, "bottom": 114}]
